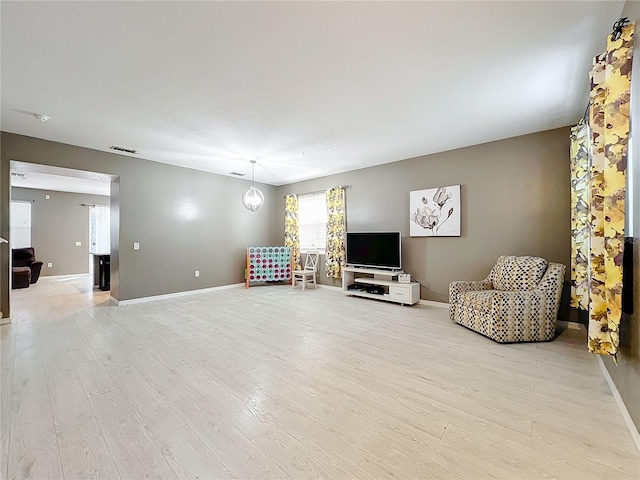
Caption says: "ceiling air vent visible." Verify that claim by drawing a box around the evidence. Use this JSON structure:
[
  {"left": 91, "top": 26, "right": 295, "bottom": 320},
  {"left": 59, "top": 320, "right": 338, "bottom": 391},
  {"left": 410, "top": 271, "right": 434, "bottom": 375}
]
[
  {"left": 109, "top": 145, "right": 138, "bottom": 154},
  {"left": 230, "top": 172, "right": 246, "bottom": 177}
]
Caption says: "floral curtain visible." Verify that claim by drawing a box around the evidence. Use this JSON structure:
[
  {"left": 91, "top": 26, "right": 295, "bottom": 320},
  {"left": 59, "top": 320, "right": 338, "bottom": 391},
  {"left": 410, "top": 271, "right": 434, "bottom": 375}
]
[
  {"left": 284, "top": 195, "right": 301, "bottom": 271},
  {"left": 570, "top": 19, "right": 634, "bottom": 359},
  {"left": 325, "top": 187, "right": 346, "bottom": 279},
  {"left": 569, "top": 120, "right": 590, "bottom": 311}
]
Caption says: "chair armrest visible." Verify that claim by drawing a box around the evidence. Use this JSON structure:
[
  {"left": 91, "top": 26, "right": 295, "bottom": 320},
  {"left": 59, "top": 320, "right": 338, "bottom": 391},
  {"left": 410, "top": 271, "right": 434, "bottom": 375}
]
[
  {"left": 449, "top": 280, "right": 493, "bottom": 303},
  {"left": 535, "top": 262, "right": 566, "bottom": 308},
  {"left": 536, "top": 263, "right": 566, "bottom": 293},
  {"left": 491, "top": 290, "right": 546, "bottom": 323},
  {"left": 491, "top": 290, "right": 557, "bottom": 340},
  {"left": 29, "top": 261, "right": 43, "bottom": 284}
]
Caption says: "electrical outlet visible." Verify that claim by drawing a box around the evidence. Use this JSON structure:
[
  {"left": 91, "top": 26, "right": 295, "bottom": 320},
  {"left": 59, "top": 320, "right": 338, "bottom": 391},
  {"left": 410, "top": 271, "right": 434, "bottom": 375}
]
[
  {"left": 195, "top": 271, "right": 200, "bottom": 277},
  {"left": 133, "top": 242, "right": 140, "bottom": 250},
  {"left": 47, "top": 263, "right": 52, "bottom": 268},
  {"left": 75, "top": 241, "right": 82, "bottom": 246},
  {"left": 45, "top": 194, "right": 50, "bottom": 200}
]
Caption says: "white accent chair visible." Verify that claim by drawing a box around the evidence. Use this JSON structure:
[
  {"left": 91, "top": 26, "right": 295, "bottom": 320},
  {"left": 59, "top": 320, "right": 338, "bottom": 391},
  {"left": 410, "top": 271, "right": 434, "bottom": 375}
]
[{"left": 292, "top": 252, "right": 319, "bottom": 291}]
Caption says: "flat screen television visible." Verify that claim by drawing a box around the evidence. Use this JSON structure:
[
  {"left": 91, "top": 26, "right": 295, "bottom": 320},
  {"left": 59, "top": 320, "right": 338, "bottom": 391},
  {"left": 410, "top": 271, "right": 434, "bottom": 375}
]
[{"left": 346, "top": 232, "right": 401, "bottom": 270}]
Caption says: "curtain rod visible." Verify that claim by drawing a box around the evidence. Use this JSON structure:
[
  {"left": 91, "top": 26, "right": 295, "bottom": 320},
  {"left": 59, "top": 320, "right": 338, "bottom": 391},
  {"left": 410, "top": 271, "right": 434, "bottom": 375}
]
[{"left": 283, "top": 185, "right": 351, "bottom": 198}]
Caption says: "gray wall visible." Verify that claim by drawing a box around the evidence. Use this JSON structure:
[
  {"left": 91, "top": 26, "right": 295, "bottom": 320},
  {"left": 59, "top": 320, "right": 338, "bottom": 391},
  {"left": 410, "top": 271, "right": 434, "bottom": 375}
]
[
  {"left": 110, "top": 179, "right": 121, "bottom": 300},
  {"left": 0, "top": 132, "right": 279, "bottom": 310},
  {"left": 11, "top": 188, "right": 109, "bottom": 276},
  {"left": 277, "top": 127, "right": 571, "bottom": 308},
  {"left": 603, "top": 0, "right": 640, "bottom": 433},
  {"left": 0, "top": 157, "right": 9, "bottom": 319}
]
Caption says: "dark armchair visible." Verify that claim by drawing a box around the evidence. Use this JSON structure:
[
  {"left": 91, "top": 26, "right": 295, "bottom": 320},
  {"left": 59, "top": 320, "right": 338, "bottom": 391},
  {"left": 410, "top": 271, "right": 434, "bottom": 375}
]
[{"left": 12, "top": 247, "right": 43, "bottom": 288}]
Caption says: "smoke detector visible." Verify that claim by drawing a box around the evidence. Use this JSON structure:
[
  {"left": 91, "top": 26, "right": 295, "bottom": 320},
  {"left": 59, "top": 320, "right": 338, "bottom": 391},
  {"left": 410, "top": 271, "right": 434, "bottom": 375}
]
[{"left": 12, "top": 109, "right": 50, "bottom": 122}]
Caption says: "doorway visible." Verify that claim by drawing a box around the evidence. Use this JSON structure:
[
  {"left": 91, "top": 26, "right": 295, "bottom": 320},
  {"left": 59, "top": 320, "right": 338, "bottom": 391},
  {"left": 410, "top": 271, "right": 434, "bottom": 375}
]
[
  {"left": 8, "top": 162, "right": 117, "bottom": 305},
  {"left": 89, "top": 204, "right": 111, "bottom": 291}
]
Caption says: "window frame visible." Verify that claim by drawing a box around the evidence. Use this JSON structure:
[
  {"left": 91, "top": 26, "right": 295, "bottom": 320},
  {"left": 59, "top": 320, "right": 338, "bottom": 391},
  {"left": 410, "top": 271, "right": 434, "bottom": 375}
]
[
  {"left": 297, "top": 192, "right": 327, "bottom": 254},
  {"left": 10, "top": 200, "right": 32, "bottom": 249}
]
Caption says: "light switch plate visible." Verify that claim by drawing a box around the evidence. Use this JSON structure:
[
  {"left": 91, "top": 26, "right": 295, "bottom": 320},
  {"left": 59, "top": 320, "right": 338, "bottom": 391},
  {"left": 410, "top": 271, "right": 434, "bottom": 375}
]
[
  {"left": 75, "top": 241, "right": 81, "bottom": 246},
  {"left": 47, "top": 263, "right": 52, "bottom": 268},
  {"left": 133, "top": 242, "right": 140, "bottom": 250}
]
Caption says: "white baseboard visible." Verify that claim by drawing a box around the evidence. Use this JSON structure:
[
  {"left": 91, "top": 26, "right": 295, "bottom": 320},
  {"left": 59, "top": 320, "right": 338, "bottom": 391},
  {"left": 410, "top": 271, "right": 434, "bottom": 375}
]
[
  {"left": 597, "top": 355, "right": 640, "bottom": 453},
  {"left": 524, "top": 321, "right": 638, "bottom": 452},
  {"left": 316, "top": 284, "right": 342, "bottom": 291},
  {"left": 111, "top": 283, "right": 245, "bottom": 306},
  {"left": 418, "top": 299, "right": 449, "bottom": 308},
  {"left": 43, "top": 273, "right": 91, "bottom": 279}
]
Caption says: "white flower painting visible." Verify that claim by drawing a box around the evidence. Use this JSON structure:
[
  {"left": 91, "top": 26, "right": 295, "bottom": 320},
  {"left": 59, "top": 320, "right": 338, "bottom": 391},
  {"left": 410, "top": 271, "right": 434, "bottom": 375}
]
[{"left": 410, "top": 185, "right": 461, "bottom": 237}]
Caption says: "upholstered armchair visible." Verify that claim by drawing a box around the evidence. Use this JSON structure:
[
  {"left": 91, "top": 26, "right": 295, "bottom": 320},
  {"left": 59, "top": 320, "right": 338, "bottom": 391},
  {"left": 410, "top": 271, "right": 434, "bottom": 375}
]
[
  {"left": 449, "top": 255, "right": 566, "bottom": 343},
  {"left": 12, "top": 247, "right": 43, "bottom": 287}
]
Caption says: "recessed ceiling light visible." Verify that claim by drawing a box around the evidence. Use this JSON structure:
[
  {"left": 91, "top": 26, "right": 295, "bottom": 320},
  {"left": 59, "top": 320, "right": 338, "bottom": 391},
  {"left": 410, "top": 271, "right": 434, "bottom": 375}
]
[{"left": 34, "top": 114, "right": 49, "bottom": 122}]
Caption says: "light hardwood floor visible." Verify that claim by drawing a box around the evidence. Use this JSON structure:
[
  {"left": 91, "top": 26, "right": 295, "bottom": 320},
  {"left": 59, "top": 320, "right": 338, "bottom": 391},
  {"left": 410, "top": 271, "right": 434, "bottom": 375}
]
[{"left": 1, "top": 275, "right": 638, "bottom": 479}]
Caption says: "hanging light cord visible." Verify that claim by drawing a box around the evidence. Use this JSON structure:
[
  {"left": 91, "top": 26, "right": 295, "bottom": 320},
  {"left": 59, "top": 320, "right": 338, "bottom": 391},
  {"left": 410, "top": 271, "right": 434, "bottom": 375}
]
[{"left": 251, "top": 160, "right": 256, "bottom": 186}]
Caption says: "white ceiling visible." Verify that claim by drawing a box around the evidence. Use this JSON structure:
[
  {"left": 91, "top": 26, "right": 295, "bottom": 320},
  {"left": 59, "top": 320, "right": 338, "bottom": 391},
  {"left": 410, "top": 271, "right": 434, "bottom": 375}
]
[{"left": 0, "top": 1, "right": 625, "bottom": 186}]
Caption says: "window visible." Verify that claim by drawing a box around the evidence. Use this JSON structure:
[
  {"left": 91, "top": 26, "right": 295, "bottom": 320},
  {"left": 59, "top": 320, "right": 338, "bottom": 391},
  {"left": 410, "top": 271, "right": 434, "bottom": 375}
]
[
  {"left": 89, "top": 205, "right": 110, "bottom": 253},
  {"left": 10, "top": 200, "right": 32, "bottom": 248},
  {"left": 298, "top": 193, "right": 326, "bottom": 252}
]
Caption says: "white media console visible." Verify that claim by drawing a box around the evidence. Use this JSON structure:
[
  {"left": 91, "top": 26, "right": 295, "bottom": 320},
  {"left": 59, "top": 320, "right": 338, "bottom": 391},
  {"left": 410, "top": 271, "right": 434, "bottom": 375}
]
[{"left": 342, "top": 267, "right": 420, "bottom": 305}]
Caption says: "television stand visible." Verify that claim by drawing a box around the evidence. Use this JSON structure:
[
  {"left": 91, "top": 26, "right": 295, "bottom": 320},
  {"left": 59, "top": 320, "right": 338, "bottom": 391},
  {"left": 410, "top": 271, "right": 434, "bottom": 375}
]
[{"left": 342, "top": 267, "right": 420, "bottom": 305}]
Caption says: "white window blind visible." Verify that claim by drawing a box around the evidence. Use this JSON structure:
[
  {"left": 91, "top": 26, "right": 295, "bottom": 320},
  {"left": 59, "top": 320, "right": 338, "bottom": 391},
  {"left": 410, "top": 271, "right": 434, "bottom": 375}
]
[
  {"left": 298, "top": 193, "right": 326, "bottom": 252},
  {"left": 89, "top": 205, "right": 110, "bottom": 253},
  {"left": 10, "top": 201, "right": 31, "bottom": 248}
]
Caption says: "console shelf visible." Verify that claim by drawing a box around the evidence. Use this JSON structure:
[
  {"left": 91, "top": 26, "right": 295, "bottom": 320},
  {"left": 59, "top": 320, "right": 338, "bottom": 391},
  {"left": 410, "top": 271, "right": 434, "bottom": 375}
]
[{"left": 342, "top": 266, "right": 420, "bottom": 306}]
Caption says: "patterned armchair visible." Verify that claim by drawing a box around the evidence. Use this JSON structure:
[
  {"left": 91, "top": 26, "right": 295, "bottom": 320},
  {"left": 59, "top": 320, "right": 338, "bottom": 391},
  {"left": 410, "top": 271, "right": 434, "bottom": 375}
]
[{"left": 449, "top": 256, "right": 566, "bottom": 343}]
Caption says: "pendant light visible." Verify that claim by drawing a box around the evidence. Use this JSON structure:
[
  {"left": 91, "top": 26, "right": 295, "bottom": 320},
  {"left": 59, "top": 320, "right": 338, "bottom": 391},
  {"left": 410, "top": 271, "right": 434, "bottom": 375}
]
[{"left": 242, "top": 160, "right": 264, "bottom": 211}]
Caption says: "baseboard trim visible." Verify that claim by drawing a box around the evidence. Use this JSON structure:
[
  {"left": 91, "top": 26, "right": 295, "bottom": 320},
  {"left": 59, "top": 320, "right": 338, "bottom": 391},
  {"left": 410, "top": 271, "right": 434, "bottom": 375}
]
[
  {"left": 112, "top": 283, "right": 245, "bottom": 306},
  {"left": 597, "top": 355, "right": 640, "bottom": 453},
  {"left": 42, "top": 273, "right": 91, "bottom": 279},
  {"left": 0, "top": 316, "right": 10, "bottom": 326},
  {"left": 418, "top": 299, "right": 449, "bottom": 308},
  {"left": 316, "top": 284, "right": 342, "bottom": 291}
]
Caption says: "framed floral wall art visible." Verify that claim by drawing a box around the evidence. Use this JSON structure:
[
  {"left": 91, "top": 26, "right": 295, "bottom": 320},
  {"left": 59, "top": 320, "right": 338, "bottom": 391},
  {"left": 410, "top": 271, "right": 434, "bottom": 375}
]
[{"left": 410, "top": 185, "right": 461, "bottom": 237}]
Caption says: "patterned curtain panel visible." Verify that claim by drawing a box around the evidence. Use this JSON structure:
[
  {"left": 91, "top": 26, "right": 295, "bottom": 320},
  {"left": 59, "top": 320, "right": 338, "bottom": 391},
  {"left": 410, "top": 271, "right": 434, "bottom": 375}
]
[
  {"left": 284, "top": 195, "right": 302, "bottom": 271},
  {"left": 569, "top": 120, "right": 590, "bottom": 311},
  {"left": 325, "top": 187, "right": 346, "bottom": 279},
  {"left": 578, "top": 20, "right": 634, "bottom": 358}
]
